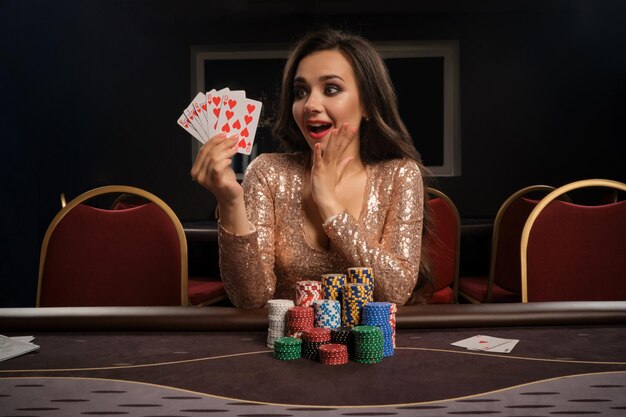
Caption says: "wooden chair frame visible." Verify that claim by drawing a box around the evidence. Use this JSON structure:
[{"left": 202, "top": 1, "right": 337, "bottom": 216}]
[
  {"left": 38, "top": 185, "right": 189, "bottom": 306},
  {"left": 520, "top": 179, "right": 626, "bottom": 303}
]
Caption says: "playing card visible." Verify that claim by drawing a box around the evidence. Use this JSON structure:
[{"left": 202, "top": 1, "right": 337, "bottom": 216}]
[
  {"left": 216, "top": 89, "right": 246, "bottom": 136},
  {"left": 451, "top": 335, "right": 518, "bottom": 353},
  {"left": 206, "top": 87, "right": 230, "bottom": 138},
  {"left": 184, "top": 103, "right": 209, "bottom": 142},
  {"left": 231, "top": 98, "right": 263, "bottom": 155},
  {"left": 484, "top": 339, "right": 519, "bottom": 353},
  {"left": 178, "top": 86, "right": 263, "bottom": 150},
  {"left": 177, "top": 112, "right": 205, "bottom": 143},
  {"left": 191, "top": 92, "right": 209, "bottom": 136}
]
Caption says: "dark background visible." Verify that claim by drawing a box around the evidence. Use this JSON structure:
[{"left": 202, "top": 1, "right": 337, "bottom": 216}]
[{"left": 2, "top": 0, "right": 625, "bottom": 307}]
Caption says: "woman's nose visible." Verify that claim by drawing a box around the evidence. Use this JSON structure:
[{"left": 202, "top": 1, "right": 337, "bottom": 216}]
[{"left": 304, "top": 91, "right": 323, "bottom": 113}]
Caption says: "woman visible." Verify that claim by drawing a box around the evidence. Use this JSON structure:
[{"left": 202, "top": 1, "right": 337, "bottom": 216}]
[{"left": 191, "top": 29, "right": 431, "bottom": 308}]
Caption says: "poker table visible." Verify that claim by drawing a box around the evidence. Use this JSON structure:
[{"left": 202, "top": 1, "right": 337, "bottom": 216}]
[{"left": 2, "top": 302, "right": 626, "bottom": 416}]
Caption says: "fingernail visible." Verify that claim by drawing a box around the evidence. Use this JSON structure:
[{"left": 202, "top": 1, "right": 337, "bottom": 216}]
[{"left": 218, "top": 133, "right": 227, "bottom": 138}]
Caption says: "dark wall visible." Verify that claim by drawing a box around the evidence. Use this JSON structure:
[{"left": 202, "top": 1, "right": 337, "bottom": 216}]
[{"left": 2, "top": 0, "right": 625, "bottom": 306}]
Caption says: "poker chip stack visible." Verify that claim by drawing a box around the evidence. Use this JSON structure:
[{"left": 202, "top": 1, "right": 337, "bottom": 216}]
[
  {"left": 389, "top": 303, "right": 398, "bottom": 348},
  {"left": 347, "top": 267, "right": 375, "bottom": 303},
  {"left": 318, "top": 343, "right": 349, "bottom": 365},
  {"left": 301, "top": 328, "right": 331, "bottom": 360},
  {"left": 287, "top": 306, "right": 315, "bottom": 338},
  {"left": 266, "top": 299, "right": 295, "bottom": 348},
  {"left": 295, "top": 280, "right": 323, "bottom": 307},
  {"left": 331, "top": 326, "right": 355, "bottom": 359},
  {"left": 342, "top": 283, "right": 370, "bottom": 327},
  {"left": 313, "top": 299, "right": 341, "bottom": 329},
  {"left": 352, "top": 325, "right": 384, "bottom": 364},
  {"left": 361, "top": 302, "right": 394, "bottom": 357},
  {"left": 321, "top": 273, "right": 346, "bottom": 301},
  {"left": 273, "top": 337, "right": 302, "bottom": 361}
]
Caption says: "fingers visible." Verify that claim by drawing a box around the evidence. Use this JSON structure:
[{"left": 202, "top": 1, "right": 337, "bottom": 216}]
[
  {"left": 190, "top": 134, "right": 238, "bottom": 184},
  {"left": 320, "top": 123, "right": 357, "bottom": 163}
]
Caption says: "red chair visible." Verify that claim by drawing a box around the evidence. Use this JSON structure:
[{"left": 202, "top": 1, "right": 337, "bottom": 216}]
[
  {"left": 109, "top": 192, "right": 227, "bottom": 306},
  {"left": 38, "top": 186, "right": 188, "bottom": 307},
  {"left": 424, "top": 188, "right": 460, "bottom": 304},
  {"left": 459, "top": 185, "right": 558, "bottom": 303},
  {"left": 521, "top": 179, "right": 626, "bottom": 302}
]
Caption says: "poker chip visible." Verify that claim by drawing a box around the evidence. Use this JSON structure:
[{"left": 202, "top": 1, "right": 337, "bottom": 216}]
[
  {"left": 318, "top": 343, "right": 349, "bottom": 365},
  {"left": 295, "top": 280, "right": 322, "bottom": 307},
  {"left": 266, "top": 299, "right": 295, "bottom": 348},
  {"left": 347, "top": 267, "right": 374, "bottom": 303},
  {"left": 287, "top": 306, "right": 314, "bottom": 337},
  {"left": 313, "top": 299, "right": 341, "bottom": 329},
  {"left": 330, "top": 326, "right": 355, "bottom": 358},
  {"left": 341, "top": 283, "right": 369, "bottom": 327},
  {"left": 321, "top": 273, "right": 346, "bottom": 302},
  {"left": 389, "top": 303, "right": 397, "bottom": 348},
  {"left": 352, "top": 325, "right": 384, "bottom": 363},
  {"left": 301, "top": 327, "right": 331, "bottom": 360},
  {"left": 361, "top": 302, "right": 394, "bottom": 357},
  {"left": 273, "top": 337, "right": 302, "bottom": 361}
]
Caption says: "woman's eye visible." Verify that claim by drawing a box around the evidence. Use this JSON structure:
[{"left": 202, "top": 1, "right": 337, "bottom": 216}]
[
  {"left": 325, "top": 85, "right": 340, "bottom": 95},
  {"left": 293, "top": 88, "right": 307, "bottom": 99}
]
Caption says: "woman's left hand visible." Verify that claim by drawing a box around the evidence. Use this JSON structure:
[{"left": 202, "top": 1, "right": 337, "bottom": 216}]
[{"left": 310, "top": 123, "right": 358, "bottom": 220}]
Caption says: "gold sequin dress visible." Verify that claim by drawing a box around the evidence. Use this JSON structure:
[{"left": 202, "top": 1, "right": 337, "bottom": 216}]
[{"left": 218, "top": 153, "right": 424, "bottom": 308}]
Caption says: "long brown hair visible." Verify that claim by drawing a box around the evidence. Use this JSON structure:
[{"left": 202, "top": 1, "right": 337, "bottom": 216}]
[{"left": 273, "top": 28, "right": 434, "bottom": 303}]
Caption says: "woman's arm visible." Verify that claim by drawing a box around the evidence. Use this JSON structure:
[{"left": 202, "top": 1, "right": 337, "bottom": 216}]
[
  {"left": 218, "top": 155, "right": 278, "bottom": 308},
  {"left": 323, "top": 160, "right": 424, "bottom": 305}
]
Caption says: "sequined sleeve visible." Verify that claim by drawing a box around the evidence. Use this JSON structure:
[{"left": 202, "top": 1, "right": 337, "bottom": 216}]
[
  {"left": 218, "top": 155, "right": 277, "bottom": 309},
  {"left": 323, "top": 160, "right": 424, "bottom": 305}
]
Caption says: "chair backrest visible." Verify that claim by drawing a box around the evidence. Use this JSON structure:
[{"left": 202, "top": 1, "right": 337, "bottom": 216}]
[
  {"left": 521, "top": 179, "right": 626, "bottom": 302},
  {"left": 485, "top": 185, "right": 557, "bottom": 301},
  {"left": 38, "top": 185, "right": 188, "bottom": 307},
  {"left": 425, "top": 188, "right": 461, "bottom": 303}
]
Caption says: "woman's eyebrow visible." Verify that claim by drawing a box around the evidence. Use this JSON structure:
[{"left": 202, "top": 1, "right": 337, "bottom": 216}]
[{"left": 293, "top": 74, "right": 345, "bottom": 83}]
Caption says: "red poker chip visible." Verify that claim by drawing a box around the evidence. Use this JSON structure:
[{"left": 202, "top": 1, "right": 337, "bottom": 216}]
[{"left": 319, "top": 343, "right": 346, "bottom": 353}]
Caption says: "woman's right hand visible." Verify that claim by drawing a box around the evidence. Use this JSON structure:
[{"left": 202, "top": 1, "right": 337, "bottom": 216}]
[{"left": 190, "top": 133, "right": 243, "bottom": 204}]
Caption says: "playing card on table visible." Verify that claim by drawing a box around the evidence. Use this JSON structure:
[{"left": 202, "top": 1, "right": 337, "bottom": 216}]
[{"left": 451, "top": 335, "right": 519, "bottom": 353}]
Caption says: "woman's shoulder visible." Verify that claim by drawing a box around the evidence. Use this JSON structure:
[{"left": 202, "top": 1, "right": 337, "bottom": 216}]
[{"left": 371, "top": 158, "right": 423, "bottom": 182}]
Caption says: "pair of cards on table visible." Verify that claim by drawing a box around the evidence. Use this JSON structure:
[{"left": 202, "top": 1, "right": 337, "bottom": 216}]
[
  {"left": 0, "top": 335, "right": 39, "bottom": 362},
  {"left": 177, "top": 88, "right": 262, "bottom": 155},
  {"left": 451, "top": 335, "right": 519, "bottom": 354}
]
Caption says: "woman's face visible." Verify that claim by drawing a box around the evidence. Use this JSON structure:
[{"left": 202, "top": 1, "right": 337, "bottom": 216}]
[{"left": 291, "top": 49, "right": 365, "bottom": 151}]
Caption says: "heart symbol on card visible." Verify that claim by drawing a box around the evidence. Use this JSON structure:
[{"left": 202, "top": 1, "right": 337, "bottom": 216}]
[
  {"left": 225, "top": 110, "right": 234, "bottom": 120},
  {"left": 201, "top": 103, "right": 207, "bottom": 111},
  {"left": 212, "top": 97, "right": 221, "bottom": 106},
  {"left": 247, "top": 104, "right": 256, "bottom": 113},
  {"left": 244, "top": 115, "right": 253, "bottom": 125},
  {"left": 233, "top": 119, "right": 241, "bottom": 130},
  {"left": 238, "top": 138, "right": 247, "bottom": 149},
  {"left": 213, "top": 108, "right": 220, "bottom": 117},
  {"left": 228, "top": 99, "right": 237, "bottom": 109},
  {"left": 241, "top": 127, "right": 249, "bottom": 137},
  {"left": 221, "top": 123, "right": 230, "bottom": 133},
  {"left": 189, "top": 114, "right": 194, "bottom": 120}
]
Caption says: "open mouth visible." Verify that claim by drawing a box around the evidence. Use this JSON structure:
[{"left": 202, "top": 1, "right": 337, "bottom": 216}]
[{"left": 306, "top": 122, "right": 333, "bottom": 139}]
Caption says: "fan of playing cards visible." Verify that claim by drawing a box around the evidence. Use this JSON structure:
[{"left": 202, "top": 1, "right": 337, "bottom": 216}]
[{"left": 177, "top": 88, "right": 262, "bottom": 155}]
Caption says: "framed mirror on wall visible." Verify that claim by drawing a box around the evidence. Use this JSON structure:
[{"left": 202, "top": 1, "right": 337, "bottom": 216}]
[{"left": 190, "top": 40, "right": 460, "bottom": 178}]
